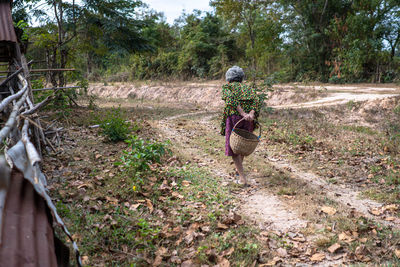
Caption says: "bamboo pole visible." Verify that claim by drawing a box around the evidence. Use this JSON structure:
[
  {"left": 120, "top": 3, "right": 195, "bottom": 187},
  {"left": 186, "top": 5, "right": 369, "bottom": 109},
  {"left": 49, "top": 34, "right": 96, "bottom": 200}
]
[{"left": 0, "top": 68, "right": 76, "bottom": 74}]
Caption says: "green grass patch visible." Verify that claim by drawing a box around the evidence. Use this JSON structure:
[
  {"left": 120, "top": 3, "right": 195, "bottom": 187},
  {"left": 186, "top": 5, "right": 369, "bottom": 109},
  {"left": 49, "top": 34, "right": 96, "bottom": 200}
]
[{"left": 342, "top": 125, "right": 378, "bottom": 136}]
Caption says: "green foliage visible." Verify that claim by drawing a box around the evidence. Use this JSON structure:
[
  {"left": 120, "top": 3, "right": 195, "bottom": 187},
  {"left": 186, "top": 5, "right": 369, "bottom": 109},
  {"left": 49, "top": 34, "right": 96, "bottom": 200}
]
[
  {"left": 100, "top": 107, "right": 131, "bottom": 142},
  {"left": 117, "top": 136, "right": 170, "bottom": 187},
  {"left": 119, "top": 136, "right": 170, "bottom": 173},
  {"left": 31, "top": 79, "right": 44, "bottom": 90},
  {"left": 393, "top": 105, "right": 400, "bottom": 115},
  {"left": 77, "top": 78, "right": 89, "bottom": 95},
  {"left": 14, "top": 20, "right": 29, "bottom": 41},
  {"left": 328, "top": 75, "right": 344, "bottom": 84},
  {"left": 23, "top": 0, "right": 400, "bottom": 83}
]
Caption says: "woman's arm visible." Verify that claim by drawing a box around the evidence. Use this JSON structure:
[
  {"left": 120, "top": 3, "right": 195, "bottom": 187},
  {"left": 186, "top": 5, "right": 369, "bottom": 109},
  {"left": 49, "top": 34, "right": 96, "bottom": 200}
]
[{"left": 237, "top": 105, "right": 255, "bottom": 121}]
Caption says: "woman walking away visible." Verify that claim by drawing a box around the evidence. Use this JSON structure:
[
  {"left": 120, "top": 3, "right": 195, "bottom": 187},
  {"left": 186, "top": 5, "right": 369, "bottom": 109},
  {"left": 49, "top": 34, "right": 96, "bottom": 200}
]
[{"left": 221, "top": 66, "right": 261, "bottom": 186}]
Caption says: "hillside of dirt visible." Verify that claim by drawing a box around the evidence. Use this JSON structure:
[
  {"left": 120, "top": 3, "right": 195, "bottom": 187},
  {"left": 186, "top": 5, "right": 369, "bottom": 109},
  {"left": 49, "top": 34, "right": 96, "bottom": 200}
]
[{"left": 88, "top": 81, "right": 400, "bottom": 109}]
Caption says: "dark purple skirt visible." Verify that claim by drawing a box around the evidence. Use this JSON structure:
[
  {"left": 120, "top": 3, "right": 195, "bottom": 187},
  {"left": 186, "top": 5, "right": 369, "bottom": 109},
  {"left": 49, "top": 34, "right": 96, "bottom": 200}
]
[{"left": 225, "top": 115, "right": 255, "bottom": 156}]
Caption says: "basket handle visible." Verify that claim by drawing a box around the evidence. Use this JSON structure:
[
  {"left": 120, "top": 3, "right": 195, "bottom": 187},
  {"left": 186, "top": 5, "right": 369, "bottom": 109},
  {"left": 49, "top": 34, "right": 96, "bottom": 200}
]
[{"left": 232, "top": 117, "right": 262, "bottom": 140}]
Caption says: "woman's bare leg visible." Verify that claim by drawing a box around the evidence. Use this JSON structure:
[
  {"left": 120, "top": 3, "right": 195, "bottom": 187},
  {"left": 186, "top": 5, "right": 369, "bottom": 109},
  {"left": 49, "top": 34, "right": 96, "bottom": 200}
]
[{"left": 233, "top": 154, "right": 247, "bottom": 184}]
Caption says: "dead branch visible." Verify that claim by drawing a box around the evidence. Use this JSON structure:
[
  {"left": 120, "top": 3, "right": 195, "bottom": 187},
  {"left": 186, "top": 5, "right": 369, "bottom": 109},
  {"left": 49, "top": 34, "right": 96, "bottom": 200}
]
[
  {"left": 0, "top": 80, "right": 28, "bottom": 112},
  {"left": 0, "top": 76, "right": 29, "bottom": 143},
  {"left": 22, "top": 92, "right": 55, "bottom": 116},
  {"left": 21, "top": 119, "right": 41, "bottom": 166}
]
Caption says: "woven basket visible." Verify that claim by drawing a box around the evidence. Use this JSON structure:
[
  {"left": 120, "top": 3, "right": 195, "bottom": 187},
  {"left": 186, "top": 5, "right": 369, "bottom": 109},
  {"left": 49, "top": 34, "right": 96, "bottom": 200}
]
[{"left": 229, "top": 117, "right": 261, "bottom": 156}]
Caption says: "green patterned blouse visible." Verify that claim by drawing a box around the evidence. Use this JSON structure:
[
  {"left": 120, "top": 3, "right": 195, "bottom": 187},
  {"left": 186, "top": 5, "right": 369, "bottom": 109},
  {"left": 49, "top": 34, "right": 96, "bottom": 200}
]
[{"left": 220, "top": 82, "right": 261, "bottom": 135}]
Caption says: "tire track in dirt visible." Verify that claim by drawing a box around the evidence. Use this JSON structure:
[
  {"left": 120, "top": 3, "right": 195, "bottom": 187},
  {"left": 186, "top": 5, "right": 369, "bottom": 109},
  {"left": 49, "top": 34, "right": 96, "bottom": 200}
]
[
  {"left": 265, "top": 157, "right": 400, "bottom": 228},
  {"left": 271, "top": 93, "right": 398, "bottom": 109}
]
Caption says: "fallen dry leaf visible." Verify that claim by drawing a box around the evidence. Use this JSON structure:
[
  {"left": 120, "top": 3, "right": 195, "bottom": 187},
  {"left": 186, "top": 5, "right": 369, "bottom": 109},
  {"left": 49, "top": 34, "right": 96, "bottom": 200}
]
[
  {"left": 221, "top": 247, "right": 235, "bottom": 257},
  {"left": 385, "top": 216, "right": 396, "bottom": 221},
  {"left": 153, "top": 255, "right": 162, "bottom": 266},
  {"left": 217, "top": 222, "right": 229, "bottom": 230},
  {"left": 81, "top": 256, "right": 89, "bottom": 265},
  {"left": 260, "top": 231, "right": 269, "bottom": 237},
  {"left": 338, "top": 232, "right": 355, "bottom": 243},
  {"left": 148, "top": 176, "right": 157, "bottom": 182},
  {"left": 328, "top": 243, "right": 341, "bottom": 254},
  {"left": 184, "top": 232, "right": 195, "bottom": 245},
  {"left": 276, "top": 247, "right": 287, "bottom": 257},
  {"left": 259, "top": 257, "right": 281, "bottom": 266},
  {"left": 369, "top": 208, "right": 382, "bottom": 216},
  {"left": 218, "top": 257, "right": 230, "bottom": 267},
  {"left": 105, "top": 196, "right": 118, "bottom": 205},
  {"left": 383, "top": 204, "right": 398, "bottom": 212},
  {"left": 146, "top": 199, "right": 154, "bottom": 213},
  {"left": 181, "top": 259, "right": 193, "bottom": 267},
  {"left": 395, "top": 249, "right": 400, "bottom": 258},
  {"left": 156, "top": 247, "right": 168, "bottom": 256},
  {"left": 359, "top": 237, "right": 367, "bottom": 243},
  {"left": 129, "top": 203, "right": 141, "bottom": 211},
  {"left": 355, "top": 245, "right": 366, "bottom": 256},
  {"left": 321, "top": 206, "right": 337, "bottom": 215},
  {"left": 310, "top": 252, "right": 325, "bottom": 262},
  {"left": 171, "top": 191, "right": 184, "bottom": 199},
  {"left": 182, "top": 180, "right": 191, "bottom": 187}
]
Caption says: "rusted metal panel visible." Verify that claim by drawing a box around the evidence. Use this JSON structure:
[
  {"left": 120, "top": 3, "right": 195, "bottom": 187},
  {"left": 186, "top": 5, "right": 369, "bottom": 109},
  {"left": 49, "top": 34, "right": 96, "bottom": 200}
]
[
  {"left": 0, "top": 169, "right": 59, "bottom": 266},
  {"left": 5, "top": 140, "right": 82, "bottom": 266},
  {"left": 0, "top": 1, "right": 17, "bottom": 43}
]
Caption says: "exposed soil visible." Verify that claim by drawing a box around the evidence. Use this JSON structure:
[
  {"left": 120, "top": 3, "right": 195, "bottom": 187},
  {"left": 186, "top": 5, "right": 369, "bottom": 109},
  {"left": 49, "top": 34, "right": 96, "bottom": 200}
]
[{"left": 88, "top": 81, "right": 400, "bottom": 109}]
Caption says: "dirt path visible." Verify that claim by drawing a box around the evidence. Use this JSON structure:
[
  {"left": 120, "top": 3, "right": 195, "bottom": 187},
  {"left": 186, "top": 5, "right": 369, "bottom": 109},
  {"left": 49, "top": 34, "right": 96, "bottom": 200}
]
[
  {"left": 195, "top": 114, "right": 309, "bottom": 231},
  {"left": 155, "top": 111, "right": 357, "bottom": 266},
  {"left": 157, "top": 112, "right": 308, "bottom": 234}
]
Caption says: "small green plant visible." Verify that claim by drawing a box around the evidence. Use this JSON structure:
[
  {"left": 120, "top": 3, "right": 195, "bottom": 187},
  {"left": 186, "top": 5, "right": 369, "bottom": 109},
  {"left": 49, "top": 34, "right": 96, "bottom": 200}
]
[
  {"left": 88, "top": 95, "right": 98, "bottom": 110},
  {"left": 117, "top": 135, "right": 170, "bottom": 185},
  {"left": 77, "top": 78, "right": 89, "bottom": 95},
  {"left": 393, "top": 105, "right": 400, "bottom": 115},
  {"left": 347, "top": 100, "right": 356, "bottom": 110},
  {"left": 100, "top": 107, "right": 130, "bottom": 142}
]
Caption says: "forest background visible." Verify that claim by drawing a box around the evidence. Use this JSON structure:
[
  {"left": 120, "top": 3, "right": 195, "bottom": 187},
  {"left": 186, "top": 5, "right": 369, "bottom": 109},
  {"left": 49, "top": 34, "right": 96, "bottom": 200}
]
[{"left": 12, "top": 0, "right": 400, "bottom": 87}]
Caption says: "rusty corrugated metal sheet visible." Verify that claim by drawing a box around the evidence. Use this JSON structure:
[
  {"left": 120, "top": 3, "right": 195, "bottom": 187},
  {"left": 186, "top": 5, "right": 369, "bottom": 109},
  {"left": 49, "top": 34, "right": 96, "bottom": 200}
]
[
  {"left": 0, "top": 1, "right": 17, "bottom": 43},
  {"left": 0, "top": 168, "right": 61, "bottom": 266}
]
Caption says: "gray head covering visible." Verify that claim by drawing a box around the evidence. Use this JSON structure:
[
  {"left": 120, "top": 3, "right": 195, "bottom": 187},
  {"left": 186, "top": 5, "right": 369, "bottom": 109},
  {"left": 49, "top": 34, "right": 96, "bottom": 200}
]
[{"left": 225, "top": 66, "right": 244, "bottom": 82}]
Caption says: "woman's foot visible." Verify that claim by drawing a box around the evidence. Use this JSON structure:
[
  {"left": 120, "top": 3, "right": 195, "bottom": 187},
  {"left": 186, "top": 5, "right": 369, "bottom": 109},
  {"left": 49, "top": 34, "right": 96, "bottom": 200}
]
[
  {"left": 234, "top": 175, "right": 249, "bottom": 186},
  {"left": 239, "top": 177, "right": 247, "bottom": 185},
  {"left": 234, "top": 179, "right": 250, "bottom": 187}
]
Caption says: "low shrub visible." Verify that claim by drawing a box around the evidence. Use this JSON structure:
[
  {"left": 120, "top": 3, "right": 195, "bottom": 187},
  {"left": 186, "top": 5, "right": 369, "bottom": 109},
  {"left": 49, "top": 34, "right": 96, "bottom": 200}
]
[
  {"left": 100, "top": 107, "right": 130, "bottom": 142},
  {"left": 329, "top": 75, "right": 344, "bottom": 84},
  {"left": 117, "top": 135, "right": 171, "bottom": 186}
]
